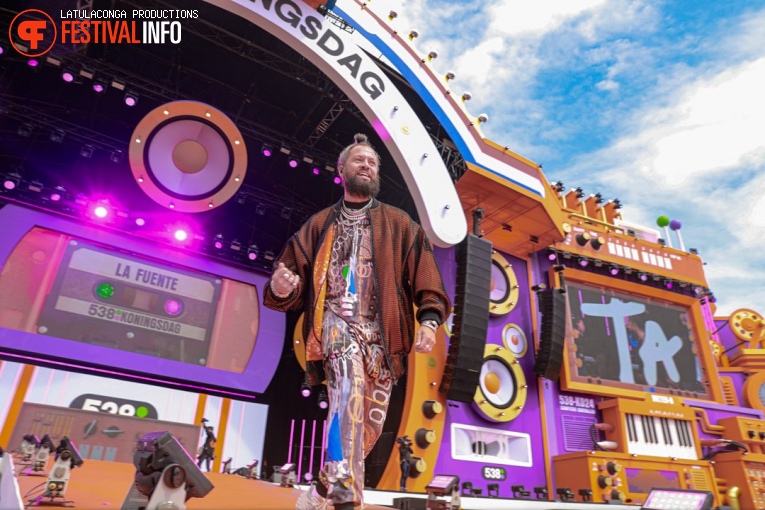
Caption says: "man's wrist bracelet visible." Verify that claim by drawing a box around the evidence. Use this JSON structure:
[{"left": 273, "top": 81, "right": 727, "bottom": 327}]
[
  {"left": 270, "top": 279, "right": 292, "bottom": 299},
  {"left": 420, "top": 320, "right": 439, "bottom": 331}
]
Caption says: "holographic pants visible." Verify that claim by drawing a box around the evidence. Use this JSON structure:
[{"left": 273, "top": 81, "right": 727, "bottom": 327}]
[{"left": 319, "top": 342, "right": 392, "bottom": 508}]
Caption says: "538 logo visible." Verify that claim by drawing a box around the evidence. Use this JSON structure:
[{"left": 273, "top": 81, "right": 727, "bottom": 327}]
[{"left": 70, "top": 394, "right": 158, "bottom": 419}]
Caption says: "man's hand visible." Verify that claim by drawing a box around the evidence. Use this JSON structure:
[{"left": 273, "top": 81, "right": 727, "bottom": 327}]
[
  {"left": 271, "top": 262, "right": 300, "bottom": 296},
  {"left": 414, "top": 325, "right": 437, "bottom": 353}
]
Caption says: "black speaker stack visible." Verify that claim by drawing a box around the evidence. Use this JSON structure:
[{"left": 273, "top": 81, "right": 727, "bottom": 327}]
[
  {"left": 533, "top": 289, "right": 567, "bottom": 381},
  {"left": 439, "top": 234, "right": 492, "bottom": 403}
]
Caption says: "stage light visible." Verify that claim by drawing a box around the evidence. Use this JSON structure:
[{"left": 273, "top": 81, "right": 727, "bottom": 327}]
[
  {"left": 93, "top": 77, "right": 109, "bottom": 93},
  {"left": 689, "top": 248, "right": 699, "bottom": 255},
  {"left": 132, "top": 431, "right": 213, "bottom": 506},
  {"left": 18, "top": 123, "right": 34, "bottom": 137},
  {"left": 279, "top": 145, "right": 291, "bottom": 155},
  {"left": 301, "top": 381, "right": 312, "bottom": 398},
  {"left": 174, "top": 229, "right": 188, "bottom": 242},
  {"left": 288, "top": 157, "right": 299, "bottom": 168},
  {"left": 333, "top": 176, "right": 342, "bottom": 184},
  {"left": 317, "top": 387, "right": 328, "bottom": 410},
  {"left": 0, "top": 43, "right": 4, "bottom": 56},
  {"left": 3, "top": 173, "right": 21, "bottom": 190},
  {"left": 264, "top": 250, "right": 275, "bottom": 261},
  {"left": 213, "top": 235, "right": 224, "bottom": 250},
  {"left": 247, "top": 245, "right": 258, "bottom": 261},
  {"left": 61, "top": 68, "right": 76, "bottom": 83},
  {"left": 642, "top": 488, "right": 713, "bottom": 510},
  {"left": 50, "top": 128, "right": 65, "bottom": 143},
  {"left": 135, "top": 217, "right": 146, "bottom": 227},
  {"left": 261, "top": 143, "right": 273, "bottom": 157},
  {"left": 612, "top": 198, "right": 623, "bottom": 209},
  {"left": 578, "top": 256, "right": 589, "bottom": 267},
  {"left": 664, "top": 279, "right": 673, "bottom": 289},
  {"left": 548, "top": 251, "right": 557, "bottom": 261},
  {"left": 553, "top": 181, "right": 565, "bottom": 193},
  {"left": 93, "top": 205, "right": 109, "bottom": 219},
  {"left": 609, "top": 264, "right": 619, "bottom": 276},
  {"left": 80, "top": 145, "right": 94, "bottom": 158},
  {"left": 124, "top": 90, "right": 139, "bottom": 106},
  {"left": 27, "top": 58, "right": 40, "bottom": 68},
  {"left": 574, "top": 187, "right": 585, "bottom": 199},
  {"left": 110, "top": 150, "right": 123, "bottom": 163},
  {"left": 312, "top": 167, "right": 320, "bottom": 175},
  {"left": 511, "top": 485, "right": 530, "bottom": 499},
  {"left": 487, "top": 483, "right": 499, "bottom": 498},
  {"left": 281, "top": 207, "right": 292, "bottom": 220},
  {"left": 638, "top": 272, "right": 648, "bottom": 282},
  {"left": 256, "top": 204, "right": 266, "bottom": 216}
]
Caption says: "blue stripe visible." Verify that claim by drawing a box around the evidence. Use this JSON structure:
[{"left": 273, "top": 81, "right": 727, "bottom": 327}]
[{"left": 335, "top": 6, "right": 543, "bottom": 197}]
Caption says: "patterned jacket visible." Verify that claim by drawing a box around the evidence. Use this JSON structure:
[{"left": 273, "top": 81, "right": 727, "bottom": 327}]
[{"left": 264, "top": 199, "right": 451, "bottom": 385}]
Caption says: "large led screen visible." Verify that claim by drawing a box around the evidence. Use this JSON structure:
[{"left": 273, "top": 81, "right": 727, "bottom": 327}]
[{"left": 566, "top": 280, "right": 711, "bottom": 399}]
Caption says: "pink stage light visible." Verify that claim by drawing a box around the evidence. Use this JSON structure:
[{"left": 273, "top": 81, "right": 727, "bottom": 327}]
[
  {"left": 27, "top": 59, "right": 39, "bottom": 67},
  {"left": 50, "top": 192, "right": 61, "bottom": 201},
  {"left": 333, "top": 176, "right": 342, "bottom": 184},
  {"left": 248, "top": 251, "right": 257, "bottom": 261},
  {"left": 93, "top": 83, "right": 105, "bottom": 93},
  {"left": 214, "top": 240, "right": 223, "bottom": 249},
  {"left": 94, "top": 205, "right": 109, "bottom": 218},
  {"left": 174, "top": 229, "right": 188, "bottom": 242},
  {"left": 289, "top": 159, "right": 298, "bottom": 168},
  {"left": 313, "top": 167, "right": 320, "bottom": 175},
  {"left": 62, "top": 71, "right": 75, "bottom": 83},
  {"left": 135, "top": 218, "right": 145, "bottom": 227},
  {"left": 3, "top": 179, "right": 16, "bottom": 190}
]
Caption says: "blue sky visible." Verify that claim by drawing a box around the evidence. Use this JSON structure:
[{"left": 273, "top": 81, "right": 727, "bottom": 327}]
[{"left": 385, "top": 0, "right": 765, "bottom": 315}]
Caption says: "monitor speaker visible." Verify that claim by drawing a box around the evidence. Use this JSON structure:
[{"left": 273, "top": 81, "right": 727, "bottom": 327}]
[
  {"left": 440, "top": 235, "right": 491, "bottom": 402},
  {"left": 533, "top": 289, "right": 566, "bottom": 381}
]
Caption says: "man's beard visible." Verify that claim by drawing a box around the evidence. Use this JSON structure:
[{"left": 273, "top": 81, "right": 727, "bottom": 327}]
[{"left": 345, "top": 174, "right": 380, "bottom": 198}]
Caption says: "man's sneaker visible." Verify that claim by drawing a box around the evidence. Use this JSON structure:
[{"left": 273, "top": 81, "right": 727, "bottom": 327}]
[{"left": 295, "top": 482, "right": 329, "bottom": 510}]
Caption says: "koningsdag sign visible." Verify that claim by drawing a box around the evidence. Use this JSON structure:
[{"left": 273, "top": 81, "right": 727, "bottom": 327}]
[{"left": 206, "top": 0, "right": 467, "bottom": 247}]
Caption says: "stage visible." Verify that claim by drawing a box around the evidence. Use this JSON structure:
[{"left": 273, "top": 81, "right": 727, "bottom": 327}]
[{"left": 10, "top": 458, "right": 633, "bottom": 510}]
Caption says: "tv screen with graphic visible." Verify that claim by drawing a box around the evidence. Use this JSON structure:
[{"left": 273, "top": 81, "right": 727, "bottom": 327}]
[{"left": 564, "top": 279, "right": 712, "bottom": 400}]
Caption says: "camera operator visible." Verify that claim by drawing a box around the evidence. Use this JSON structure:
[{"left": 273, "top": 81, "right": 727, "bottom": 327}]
[{"left": 397, "top": 435, "right": 413, "bottom": 492}]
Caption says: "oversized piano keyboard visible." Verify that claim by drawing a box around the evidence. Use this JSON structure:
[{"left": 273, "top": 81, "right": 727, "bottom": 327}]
[
  {"left": 599, "top": 396, "right": 701, "bottom": 460},
  {"left": 623, "top": 413, "right": 697, "bottom": 459}
]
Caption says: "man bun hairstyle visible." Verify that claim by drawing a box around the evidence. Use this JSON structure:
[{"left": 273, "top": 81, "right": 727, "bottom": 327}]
[{"left": 337, "top": 132, "right": 380, "bottom": 171}]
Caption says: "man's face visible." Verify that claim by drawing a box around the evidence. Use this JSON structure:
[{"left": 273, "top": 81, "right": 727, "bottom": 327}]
[{"left": 341, "top": 145, "right": 380, "bottom": 198}]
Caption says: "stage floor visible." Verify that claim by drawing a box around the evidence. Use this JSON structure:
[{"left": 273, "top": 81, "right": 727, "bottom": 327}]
[{"left": 12, "top": 458, "right": 634, "bottom": 509}]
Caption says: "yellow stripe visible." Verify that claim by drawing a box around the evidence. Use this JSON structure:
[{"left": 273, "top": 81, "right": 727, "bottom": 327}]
[
  {"left": 194, "top": 394, "right": 208, "bottom": 425},
  {"left": 0, "top": 364, "right": 36, "bottom": 447}
]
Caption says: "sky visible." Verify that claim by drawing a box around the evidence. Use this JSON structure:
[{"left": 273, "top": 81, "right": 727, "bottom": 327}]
[{"left": 383, "top": 0, "right": 765, "bottom": 316}]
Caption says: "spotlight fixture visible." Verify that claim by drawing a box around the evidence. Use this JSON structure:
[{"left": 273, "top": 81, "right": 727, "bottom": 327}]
[
  {"left": 609, "top": 264, "right": 619, "bottom": 276},
  {"left": 2, "top": 173, "right": 21, "bottom": 191},
  {"left": 333, "top": 175, "right": 342, "bottom": 185},
  {"left": 213, "top": 235, "right": 224, "bottom": 250},
  {"left": 79, "top": 145, "right": 94, "bottom": 158},
  {"left": 288, "top": 157, "right": 299, "bottom": 168},
  {"left": 612, "top": 198, "right": 623, "bottom": 209},
  {"left": 689, "top": 248, "right": 699, "bottom": 255},
  {"left": 263, "top": 250, "right": 275, "bottom": 261},
  {"left": 261, "top": 143, "right": 273, "bottom": 157},
  {"left": 61, "top": 67, "right": 77, "bottom": 83},
  {"left": 577, "top": 256, "right": 589, "bottom": 267},
  {"left": 174, "top": 229, "right": 188, "bottom": 242},
  {"left": 27, "top": 58, "right": 40, "bottom": 68},
  {"left": 50, "top": 128, "right": 65, "bottom": 143},
  {"left": 663, "top": 279, "right": 673, "bottom": 289},
  {"left": 229, "top": 240, "right": 242, "bottom": 251},
  {"left": 547, "top": 249, "right": 557, "bottom": 261},
  {"left": 279, "top": 145, "right": 291, "bottom": 155},
  {"left": 531, "top": 283, "right": 547, "bottom": 292},
  {"left": 92, "top": 76, "right": 109, "bottom": 93},
  {"left": 623, "top": 267, "right": 633, "bottom": 274},
  {"left": 553, "top": 181, "right": 565, "bottom": 193},
  {"left": 17, "top": 123, "right": 34, "bottom": 138},
  {"left": 312, "top": 167, "right": 320, "bottom": 175},
  {"left": 123, "top": 90, "right": 139, "bottom": 107},
  {"left": 594, "top": 193, "right": 604, "bottom": 205},
  {"left": 574, "top": 187, "right": 585, "bottom": 199},
  {"left": 317, "top": 387, "right": 328, "bottom": 410},
  {"left": 592, "top": 259, "right": 604, "bottom": 268},
  {"left": 637, "top": 271, "right": 647, "bottom": 282},
  {"left": 247, "top": 245, "right": 258, "bottom": 261},
  {"left": 109, "top": 150, "right": 123, "bottom": 163},
  {"left": 658, "top": 238, "right": 666, "bottom": 246},
  {"left": 300, "top": 381, "right": 311, "bottom": 398},
  {"left": 255, "top": 204, "right": 266, "bottom": 216},
  {"left": 281, "top": 207, "right": 292, "bottom": 220}
]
